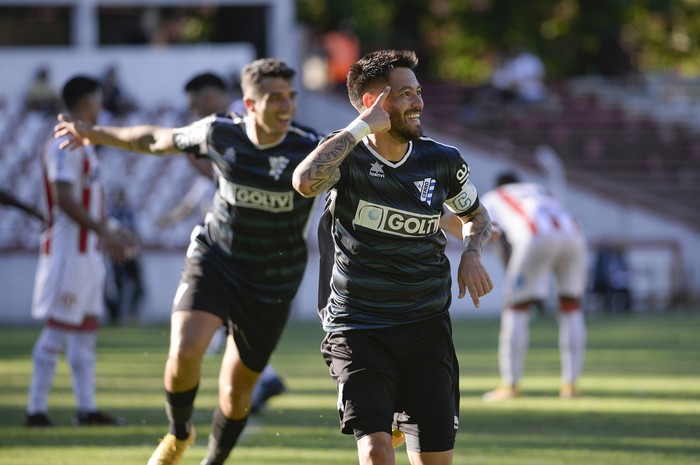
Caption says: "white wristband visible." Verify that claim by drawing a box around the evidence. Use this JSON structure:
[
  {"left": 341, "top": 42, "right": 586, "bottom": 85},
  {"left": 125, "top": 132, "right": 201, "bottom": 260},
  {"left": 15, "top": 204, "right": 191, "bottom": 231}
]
[{"left": 344, "top": 119, "right": 371, "bottom": 142}]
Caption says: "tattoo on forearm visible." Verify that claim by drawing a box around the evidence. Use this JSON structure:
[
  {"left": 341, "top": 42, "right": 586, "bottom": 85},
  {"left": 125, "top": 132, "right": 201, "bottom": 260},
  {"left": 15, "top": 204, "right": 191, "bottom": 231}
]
[
  {"left": 463, "top": 206, "right": 492, "bottom": 253},
  {"left": 304, "top": 132, "right": 356, "bottom": 195}
]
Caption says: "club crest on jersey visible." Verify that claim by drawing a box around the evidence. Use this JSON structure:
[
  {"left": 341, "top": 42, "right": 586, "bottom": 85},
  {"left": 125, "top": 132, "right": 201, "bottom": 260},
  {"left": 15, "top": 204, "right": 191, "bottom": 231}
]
[
  {"left": 223, "top": 147, "right": 236, "bottom": 163},
  {"left": 414, "top": 177, "right": 436, "bottom": 205},
  {"left": 268, "top": 156, "right": 289, "bottom": 181},
  {"left": 369, "top": 161, "right": 385, "bottom": 178}
]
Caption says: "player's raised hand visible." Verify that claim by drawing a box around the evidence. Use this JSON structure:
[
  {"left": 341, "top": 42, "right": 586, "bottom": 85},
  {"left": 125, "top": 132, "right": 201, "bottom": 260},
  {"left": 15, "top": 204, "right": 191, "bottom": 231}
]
[
  {"left": 360, "top": 86, "right": 392, "bottom": 134},
  {"left": 54, "top": 113, "right": 94, "bottom": 150}
]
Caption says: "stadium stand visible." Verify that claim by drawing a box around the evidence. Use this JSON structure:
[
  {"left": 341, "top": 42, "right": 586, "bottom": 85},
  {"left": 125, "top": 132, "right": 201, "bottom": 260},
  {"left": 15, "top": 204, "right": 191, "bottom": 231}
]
[
  {"left": 420, "top": 75, "right": 700, "bottom": 232},
  {"left": 0, "top": 105, "right": 201, "bottom": 252}
]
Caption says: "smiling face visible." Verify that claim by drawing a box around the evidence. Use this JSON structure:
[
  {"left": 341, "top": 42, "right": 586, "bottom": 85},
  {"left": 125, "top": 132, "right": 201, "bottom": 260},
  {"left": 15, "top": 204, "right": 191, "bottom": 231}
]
[
  {"left": 384, "top": 67, "right": 423, "bottom": 143},
  {"left": 246, "top": 76, "right": 297, "bottom": 145}
]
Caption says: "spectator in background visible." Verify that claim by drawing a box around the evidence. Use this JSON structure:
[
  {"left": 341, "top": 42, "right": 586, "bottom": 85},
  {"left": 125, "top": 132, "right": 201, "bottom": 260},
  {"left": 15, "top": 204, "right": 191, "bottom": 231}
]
[
  {"left": 490, "top": 45, "right": 548, "bottom": 105},
  {"left": 105, "top": 188, "right": 145, "bottom": 326},
  {"left": 23, "top": 66, "right": 60, "bottom": 115},
  {"left": 479, "top": 171, "right": 588, "bottom": 401},
  {"left": 25, "top": 75, "right": 135, "bottom": 428},
  {"left": 462, "top": 45, "right": 547, "bottom": 122},
  {"left": 321, "top": 24, "right": 360, "bottom": 90},
  {"left": 102, "top": 65, "right": 137, "bottom": 118},
  {"left": 591, "top": 243, "right": 631, "bottom": 312}
]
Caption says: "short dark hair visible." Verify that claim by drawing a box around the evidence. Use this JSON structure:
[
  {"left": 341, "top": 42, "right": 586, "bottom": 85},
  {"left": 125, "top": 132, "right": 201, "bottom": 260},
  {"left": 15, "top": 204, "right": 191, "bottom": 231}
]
[
  {"left": 240, "top": 58, "right": 295, "bottom": 98},
  {"left": 62, "top": 76, "right": 101, "bottom": 111},
  {"left": 184, "top": 72, "right": 226, "bottom": 93},
  {"left": 347, "top": 50, "right": 418, "bottom": 110},
  {"left": 495, "top": 171, "right": 520, "bottom": 187}
]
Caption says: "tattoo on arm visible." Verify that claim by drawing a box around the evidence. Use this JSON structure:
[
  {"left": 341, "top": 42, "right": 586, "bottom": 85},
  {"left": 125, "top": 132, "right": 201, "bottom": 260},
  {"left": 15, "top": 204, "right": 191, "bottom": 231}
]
[
  {"left": 462, "top": 205, "right": 492, "bottom": 253},
  {"left": 303, "top": 132, "right": 357, "bottom": 196}
]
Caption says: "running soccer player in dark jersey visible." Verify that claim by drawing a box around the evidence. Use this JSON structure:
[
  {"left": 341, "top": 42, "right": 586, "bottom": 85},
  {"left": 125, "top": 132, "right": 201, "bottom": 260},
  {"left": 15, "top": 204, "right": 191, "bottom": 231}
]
[
  {"left": 55, "top": 58, "right": 323, "bottom": 465},
  {"left": 293, "top": 50, "right": 494, "bottom": 465}
]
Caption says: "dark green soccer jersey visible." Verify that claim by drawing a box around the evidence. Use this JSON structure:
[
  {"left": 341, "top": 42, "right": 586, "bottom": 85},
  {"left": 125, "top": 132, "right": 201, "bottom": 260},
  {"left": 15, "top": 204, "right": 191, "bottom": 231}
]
[
  {"left": 318, "top": 135, "right": 480, "bottom": 331},
  {"left": 173, "top": 113, "right": 322, "bottom": 301}
]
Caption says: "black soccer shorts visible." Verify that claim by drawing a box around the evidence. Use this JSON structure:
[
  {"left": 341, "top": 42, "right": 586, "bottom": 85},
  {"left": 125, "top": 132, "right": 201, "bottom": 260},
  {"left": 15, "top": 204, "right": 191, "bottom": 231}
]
[
  {"left": 173, "top": 251, "right": 292, "bottom": 372},
  {"left": 321, "top": 313, "right": 460, "bottom": 452}
]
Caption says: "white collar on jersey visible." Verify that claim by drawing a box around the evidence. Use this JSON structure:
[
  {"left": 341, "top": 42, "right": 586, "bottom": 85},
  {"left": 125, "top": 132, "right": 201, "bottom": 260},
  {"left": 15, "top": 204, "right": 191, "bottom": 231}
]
[
  {"left": 361, "top": 140, "right": 413, "bottom": 168},
  {"left": 244, "top": 115, "right": 287, "bottom": 149}
]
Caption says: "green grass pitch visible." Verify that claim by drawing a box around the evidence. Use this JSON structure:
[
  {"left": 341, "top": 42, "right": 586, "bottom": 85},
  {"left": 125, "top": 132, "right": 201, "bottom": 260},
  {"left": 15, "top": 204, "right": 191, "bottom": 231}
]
[{"left": 1, "top": 313, "right": 698, "bottom": 465}]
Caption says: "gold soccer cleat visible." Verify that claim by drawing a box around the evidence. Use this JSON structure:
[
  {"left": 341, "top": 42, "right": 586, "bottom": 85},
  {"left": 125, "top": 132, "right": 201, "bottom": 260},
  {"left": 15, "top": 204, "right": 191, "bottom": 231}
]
[
  {"left": 482, "top": 386, "right": 521, "bottom": 402},
  {"left": 147, "top": 425, "right": 196, "bottom": 465}
]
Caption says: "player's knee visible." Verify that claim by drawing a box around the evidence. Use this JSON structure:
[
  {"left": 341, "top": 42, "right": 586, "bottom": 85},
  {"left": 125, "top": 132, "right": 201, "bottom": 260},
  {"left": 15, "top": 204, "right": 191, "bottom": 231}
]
[
  {"left": 168, "top": 341, "right": 205, "bottom": 369},
  {"left": 357, "top": 432, "right": 393, "bottom": 465},
  {"left": 510, "top": 300, "right": 539, "bottom": 311},
  {"left": 67, "top": 348, "right": 95, "bottom": 370},
  {"left": 559, "top": 297, "right": 581, "bottom": 313},
  {"left": 32, "top": 344, "right": 61, "bottom": 364}
]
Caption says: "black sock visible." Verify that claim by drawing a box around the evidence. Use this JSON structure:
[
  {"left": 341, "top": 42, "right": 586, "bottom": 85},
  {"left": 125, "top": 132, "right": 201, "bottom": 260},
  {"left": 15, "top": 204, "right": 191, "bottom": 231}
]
[
  {"left": 203, "top": 406, "right": 248, "bottom": 465},
  {"left": 165, "top": 385, "right": 198, "bottom": 439}
]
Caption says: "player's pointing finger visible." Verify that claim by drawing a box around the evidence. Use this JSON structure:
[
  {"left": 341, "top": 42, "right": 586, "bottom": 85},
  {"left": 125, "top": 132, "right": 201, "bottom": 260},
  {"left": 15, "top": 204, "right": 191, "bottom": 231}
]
[{"left": 373, "top": 86, "right": 391, "bottom": 107}]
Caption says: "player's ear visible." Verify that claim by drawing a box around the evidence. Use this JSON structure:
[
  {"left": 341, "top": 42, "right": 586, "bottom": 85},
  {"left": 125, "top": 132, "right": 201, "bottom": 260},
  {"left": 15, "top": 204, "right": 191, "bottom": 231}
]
[
  {"left": 361, "top": 92, "right": 375, "bottom": 110},
  {"left": 243, "top": 96, "right": 255, "bottom": 113}
]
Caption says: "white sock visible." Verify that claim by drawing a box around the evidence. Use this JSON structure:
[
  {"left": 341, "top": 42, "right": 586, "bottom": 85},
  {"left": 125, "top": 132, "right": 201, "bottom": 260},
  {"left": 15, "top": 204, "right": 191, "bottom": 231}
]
[
  {"left": 67, "top": 330, "right": 98, "bottom": 412},
  {"left": 558, "top": 311, "right": 586, "bottom": 384},
  {"left": 498, "top": 308, "right": 530, "bottom": 386},
  {"left": 27, "top": 327, "right": 66, "bottom": 414}
]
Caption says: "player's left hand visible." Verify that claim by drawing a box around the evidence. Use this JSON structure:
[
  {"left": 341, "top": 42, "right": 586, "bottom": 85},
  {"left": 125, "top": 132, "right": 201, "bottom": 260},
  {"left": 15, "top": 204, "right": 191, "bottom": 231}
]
[{"left": 456, "top": 251, "right": 493, "bottom": 308}]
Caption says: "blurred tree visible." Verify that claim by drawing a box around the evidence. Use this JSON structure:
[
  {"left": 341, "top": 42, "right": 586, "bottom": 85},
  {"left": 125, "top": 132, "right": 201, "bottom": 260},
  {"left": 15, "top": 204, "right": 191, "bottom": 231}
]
[{"left": 297, "top": 0, "right": 700, "bottom": 84}]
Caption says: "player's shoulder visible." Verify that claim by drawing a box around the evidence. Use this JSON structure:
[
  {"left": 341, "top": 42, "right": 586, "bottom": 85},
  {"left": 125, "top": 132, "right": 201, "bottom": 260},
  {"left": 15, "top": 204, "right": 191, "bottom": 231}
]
[
  {"left": 414, "top": 135, "right": 460, "bottom": 157},
  {"left": 287, "top": 120, "right": 324, "bottom": 142},
  {"left": 45, "top": 135, "right": 80, "bottom": 158},
  {"left": 208, "top": 111, "right": 244, "bottom": 128},
  {"left": 413, "top": 135, "right": 465, "bottom": 168}
]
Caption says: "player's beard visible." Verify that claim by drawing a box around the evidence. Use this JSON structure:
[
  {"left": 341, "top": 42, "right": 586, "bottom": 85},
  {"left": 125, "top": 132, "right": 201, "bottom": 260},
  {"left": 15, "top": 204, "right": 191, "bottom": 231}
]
[{"left": 388, "top": 109, "right": 423, "bottom": 143}]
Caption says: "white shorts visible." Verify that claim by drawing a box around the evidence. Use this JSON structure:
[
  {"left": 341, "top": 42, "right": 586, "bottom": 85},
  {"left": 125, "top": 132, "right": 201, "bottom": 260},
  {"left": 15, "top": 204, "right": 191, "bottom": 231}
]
[
  {"left": 504, "top": 233, "right": 587, "bottom": 306},
  {"left": 32, "top": 253, "right": 106, "bottom": 325}
]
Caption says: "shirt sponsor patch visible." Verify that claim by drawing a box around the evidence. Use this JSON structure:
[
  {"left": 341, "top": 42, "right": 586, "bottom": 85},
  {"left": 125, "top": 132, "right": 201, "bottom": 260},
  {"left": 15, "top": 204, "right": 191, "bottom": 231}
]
[
  {"left": 353, "top": 200, "right": 440, "bottom": 237},
  {"left": 219, "top": 180, "right": 294, "bottom": 212}
]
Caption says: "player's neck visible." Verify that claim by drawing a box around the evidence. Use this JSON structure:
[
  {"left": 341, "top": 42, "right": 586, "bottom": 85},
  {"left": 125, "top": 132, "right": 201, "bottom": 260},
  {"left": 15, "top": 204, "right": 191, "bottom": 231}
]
[
  {"left": 244, "top": 115, "right": 286, "bottom": 147},
  {"left": 366, "top": 133, "right": 409, "bottom": 162}
]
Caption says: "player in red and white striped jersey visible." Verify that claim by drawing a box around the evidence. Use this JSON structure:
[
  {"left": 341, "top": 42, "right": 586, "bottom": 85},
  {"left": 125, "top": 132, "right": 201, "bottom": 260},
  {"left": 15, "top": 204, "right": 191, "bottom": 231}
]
[
  {"left": 26, "top": 75, "right": 135, "bottom": 428},
  {"left": 480, "top": 172, "right": 588, "bottom": 401}
]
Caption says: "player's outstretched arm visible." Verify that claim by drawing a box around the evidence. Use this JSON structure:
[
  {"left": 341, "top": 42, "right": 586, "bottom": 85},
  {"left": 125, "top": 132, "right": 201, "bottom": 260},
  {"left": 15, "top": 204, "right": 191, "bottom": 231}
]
[
  {"left": 456, "top": 204, "right": 494, "bottom": 307},
  {"left": 54, "top": 113, "right": 179, "bottom": 155},
  {"left": 293, "top": 86, "right": 391, "bottom": 197}
]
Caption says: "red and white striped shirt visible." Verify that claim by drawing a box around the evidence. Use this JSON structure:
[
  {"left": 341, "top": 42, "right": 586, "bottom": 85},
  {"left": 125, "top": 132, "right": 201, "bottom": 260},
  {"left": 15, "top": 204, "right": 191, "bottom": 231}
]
[
  {"left": 481, "top": 182, "right": 580, "bottom": 242},
  {"left": 40, "top": 136, "right": 104, "bottom": 257}
]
